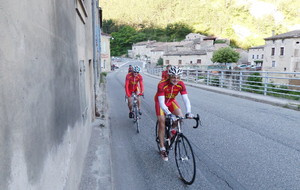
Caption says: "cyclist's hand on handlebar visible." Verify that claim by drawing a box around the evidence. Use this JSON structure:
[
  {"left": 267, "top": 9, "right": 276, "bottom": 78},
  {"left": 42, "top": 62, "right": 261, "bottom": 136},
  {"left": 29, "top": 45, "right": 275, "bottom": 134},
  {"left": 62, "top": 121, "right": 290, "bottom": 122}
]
[
  {"left": 185, "top": 113, "right": 194, "bottom": 119},
  {"left": 167, "top": 114, "right": 177, "bottom": 121},
  {"left": 138, "top": 93, "right": 144, "bottom": 96}
]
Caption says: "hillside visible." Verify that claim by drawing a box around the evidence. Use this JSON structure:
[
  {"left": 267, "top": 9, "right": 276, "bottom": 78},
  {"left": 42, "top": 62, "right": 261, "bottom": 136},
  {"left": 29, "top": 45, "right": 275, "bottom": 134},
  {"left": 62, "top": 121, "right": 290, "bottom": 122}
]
[{"left": 100, "top": 0, "right": 300, "bottom": 49}]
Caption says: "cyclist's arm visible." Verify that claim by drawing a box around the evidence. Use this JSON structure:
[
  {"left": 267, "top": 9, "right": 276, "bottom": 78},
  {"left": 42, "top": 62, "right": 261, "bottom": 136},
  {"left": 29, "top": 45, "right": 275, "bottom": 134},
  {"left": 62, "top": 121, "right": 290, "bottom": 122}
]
[
  {"left": 158, "top": 96, "right": 171, "bottom": 115},
  {"left": 181, "top": 94, "right": 191, "bottom": 113},
  {"left": 139, "top": 76, "right": 144, "bottom": 94}
]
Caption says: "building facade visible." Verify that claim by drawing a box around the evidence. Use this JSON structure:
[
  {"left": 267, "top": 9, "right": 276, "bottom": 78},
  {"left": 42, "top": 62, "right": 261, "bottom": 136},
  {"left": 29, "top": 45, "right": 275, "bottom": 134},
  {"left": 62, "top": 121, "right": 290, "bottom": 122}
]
[
  {"left": 263, "top": 30, "right": 300, "bottom": 72},
  {"left": 0, "top": 0, "right": 101, "bottom": 189},
  {"left": 248, "top": 45, "right": 264, "bottom": 67},
  {"left": 101, "top": 32, "right": 112, "bottom": 72}
]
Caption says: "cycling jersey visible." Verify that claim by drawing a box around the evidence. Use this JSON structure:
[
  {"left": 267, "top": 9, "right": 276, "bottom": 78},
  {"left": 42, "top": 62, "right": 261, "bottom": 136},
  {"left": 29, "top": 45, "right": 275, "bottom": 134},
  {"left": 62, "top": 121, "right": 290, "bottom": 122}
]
[
  {"left": 154, "top": 79, "right": 188, "bottom": 116},
  {"left": 125, "top": 72, "right": 144, "bottom": 97}
]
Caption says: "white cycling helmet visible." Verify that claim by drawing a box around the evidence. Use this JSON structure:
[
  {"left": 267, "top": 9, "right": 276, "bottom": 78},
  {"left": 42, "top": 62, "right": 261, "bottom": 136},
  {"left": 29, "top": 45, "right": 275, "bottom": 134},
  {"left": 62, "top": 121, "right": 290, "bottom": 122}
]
[
  {"left": 168, "top": 66, "right": 183, "bottom": 76},
  {"left": 133, "top": 65, "right": 141, "bottom": 73}
]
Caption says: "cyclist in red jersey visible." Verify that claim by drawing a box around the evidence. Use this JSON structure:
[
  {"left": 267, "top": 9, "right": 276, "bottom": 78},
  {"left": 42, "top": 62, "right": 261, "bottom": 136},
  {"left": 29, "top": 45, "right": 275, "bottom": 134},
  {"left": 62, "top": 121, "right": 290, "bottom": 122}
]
[
  {"left": 125, "top": 65, "right": 144, "bottom": 118},
  {"left": 128, "top": 65, "right": 133, "bottom": 73},
  {"left": 161, "top": 65, "right": 171, "bottom": 80},
  {"left": 154, "top": 66, "right": 193, "bottom": 161}
]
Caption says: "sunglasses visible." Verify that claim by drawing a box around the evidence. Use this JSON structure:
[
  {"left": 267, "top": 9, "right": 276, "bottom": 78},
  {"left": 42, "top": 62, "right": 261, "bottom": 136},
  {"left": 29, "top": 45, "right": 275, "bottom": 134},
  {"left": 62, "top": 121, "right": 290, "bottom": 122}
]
[{"left": 134, "top": 72, "right": 139, "bottom": 74}]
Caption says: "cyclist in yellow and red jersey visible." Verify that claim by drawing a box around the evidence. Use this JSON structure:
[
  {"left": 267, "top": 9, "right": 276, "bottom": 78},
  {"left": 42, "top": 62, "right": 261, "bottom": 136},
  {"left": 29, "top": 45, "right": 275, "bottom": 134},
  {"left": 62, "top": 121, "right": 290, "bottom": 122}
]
[
  {"left": 154, "top": 66, "right": 193, "bottom": 161},
  {"left": 125, "top": 65, "right": 144, "bottom": 118},
  {"left": 161, "top": 65, "right": 171, "bottom": 81},
  {"left": 128, "top": 65, "right": 133, "bottom": 73}
]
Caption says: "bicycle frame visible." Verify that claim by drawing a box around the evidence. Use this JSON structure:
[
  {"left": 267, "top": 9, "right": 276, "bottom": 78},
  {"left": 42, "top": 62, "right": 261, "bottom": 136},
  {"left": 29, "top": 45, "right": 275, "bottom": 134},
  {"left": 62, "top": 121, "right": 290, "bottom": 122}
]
[
  {"left": 164, "top": 114, "right": 200, "bottom": 151},
  {"left": 131, "top": 92, "right": 141, "bottom": 133}
]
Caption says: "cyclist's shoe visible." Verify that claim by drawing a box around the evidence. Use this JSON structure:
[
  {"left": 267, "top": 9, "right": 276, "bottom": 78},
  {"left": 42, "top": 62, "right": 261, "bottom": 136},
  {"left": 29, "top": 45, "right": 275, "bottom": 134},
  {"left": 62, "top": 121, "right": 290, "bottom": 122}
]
[
  {"left": 160, "top": 150, "right": 168, "bottom": 161},
  {"left": 138, "top": 109, "right": 142, "bottom": 115},
  {"left": 129, "top": 112, "right": 134, "bottom": 118}
]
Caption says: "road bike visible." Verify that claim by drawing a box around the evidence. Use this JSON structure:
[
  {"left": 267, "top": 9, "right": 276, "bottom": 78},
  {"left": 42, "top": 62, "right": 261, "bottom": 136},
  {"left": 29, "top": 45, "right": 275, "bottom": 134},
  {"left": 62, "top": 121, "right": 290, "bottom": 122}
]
[
  {"left": 131, "top": 92, "right": 142, "bottom": 133},
  {"left": 155, "top": 114, "right": 201, "bottom": 185}
]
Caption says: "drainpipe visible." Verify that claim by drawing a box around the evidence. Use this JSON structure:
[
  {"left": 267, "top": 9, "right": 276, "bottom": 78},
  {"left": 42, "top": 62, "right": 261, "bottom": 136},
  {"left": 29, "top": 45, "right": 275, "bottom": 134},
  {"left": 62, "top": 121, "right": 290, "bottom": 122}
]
[
  {"left": 92, "top": 0, "right": 101, "bottom": 88},
  {"left": 92, "top": 0, "right": 98, "bottom": 90}
]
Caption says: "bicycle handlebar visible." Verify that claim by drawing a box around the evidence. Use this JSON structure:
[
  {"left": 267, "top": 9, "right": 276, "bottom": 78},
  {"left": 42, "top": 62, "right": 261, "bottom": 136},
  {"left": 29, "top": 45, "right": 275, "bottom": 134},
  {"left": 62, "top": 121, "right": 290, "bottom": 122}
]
[{"left": 166, "top": 113, "right": 201, "bottom": 129}]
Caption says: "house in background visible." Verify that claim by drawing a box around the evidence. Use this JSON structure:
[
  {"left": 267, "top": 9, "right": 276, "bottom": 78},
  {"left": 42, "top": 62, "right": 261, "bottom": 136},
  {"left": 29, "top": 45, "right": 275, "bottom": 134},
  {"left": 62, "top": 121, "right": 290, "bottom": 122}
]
[
  {"left": 101, "top": 32, "right": 112, "bottom": 72},
  {"left": 263, "top": 30, "right": 300, "bottom": 72},
  {"left": 248, "top": 45, "right": 264, "bottom": 67},
  {"left": 129, "top": 33, "right": 232, "bottom": 68},
  {"left": 131, "top": 40, "right": 156, "bottom": 60},
  {"left": 163, "top": 49, "right": 209, "bottom": 67}
]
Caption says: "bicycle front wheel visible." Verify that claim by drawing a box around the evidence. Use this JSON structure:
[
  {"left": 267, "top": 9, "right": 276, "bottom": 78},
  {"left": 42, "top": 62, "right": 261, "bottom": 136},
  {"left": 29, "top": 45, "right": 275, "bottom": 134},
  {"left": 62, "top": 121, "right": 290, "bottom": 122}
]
[
  {"left": 133, "top": 107, "right": 139, "bottom": 133},
  {"left": 174, "top": 134, "right": 196, "bottom": 185}
]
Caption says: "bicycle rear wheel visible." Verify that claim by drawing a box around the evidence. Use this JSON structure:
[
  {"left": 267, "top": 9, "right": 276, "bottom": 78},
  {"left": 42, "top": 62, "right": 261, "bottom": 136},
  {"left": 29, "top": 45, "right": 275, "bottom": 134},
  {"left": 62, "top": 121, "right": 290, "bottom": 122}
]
[
  {"left": 155, "top": 121, "right": 160, "bottom": 151},
  {"left": 174, "top": 134, "right": 196, "bottom": 185}
]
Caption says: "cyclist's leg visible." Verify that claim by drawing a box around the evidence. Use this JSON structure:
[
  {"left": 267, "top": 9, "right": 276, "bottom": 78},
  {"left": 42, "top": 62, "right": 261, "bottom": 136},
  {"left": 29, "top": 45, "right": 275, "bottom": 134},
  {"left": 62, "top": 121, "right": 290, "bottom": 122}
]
[
  {"left": 158, "top": 115, "right": 168, "bottom": 161},
  {"left": 157, "top": 115, "right": 165, "bottom": 148},
  {"left": 155, "top": 101, "right": 168, "bottom": 161},
  {"left": 170, "top": 101, "right": 183, "bottom": 128},
  {"left": 127, "top": 96, "right": 133, "bottom": 112},
  {"left": 127, "top": 96, "right": 134, "bottom": 118},
  {"left": 137, "top": 95, "right": 142, "bottom": 115}
]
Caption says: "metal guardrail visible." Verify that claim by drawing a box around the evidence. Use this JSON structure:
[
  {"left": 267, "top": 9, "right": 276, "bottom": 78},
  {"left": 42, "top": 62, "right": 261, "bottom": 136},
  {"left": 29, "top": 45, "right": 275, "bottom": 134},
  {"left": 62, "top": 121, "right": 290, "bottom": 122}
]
[{"left": 147, "top": 67, "right": 300, "bottom": 101}]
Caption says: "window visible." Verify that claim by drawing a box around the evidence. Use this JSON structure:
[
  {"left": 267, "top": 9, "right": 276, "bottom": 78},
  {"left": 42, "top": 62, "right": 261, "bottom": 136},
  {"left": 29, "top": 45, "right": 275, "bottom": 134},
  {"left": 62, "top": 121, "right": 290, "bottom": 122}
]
[
  {"left": 76, "top": 0, "right": 88, "bottom": 24},
  {"left": 197, "top": 59, "right": 201, "bottom": 64},
  {"left": 272, "top": 61, "right": 276, "bottom": 67},
  {"left": 295, "top": 49, "right": 299, "bottom": 57},
  {"left": 271, "top": 48, "right": 275, "bottom": 56},
  {"left": 252, "top": 55, "right": 254, "bottom": 59},
  {"left": 256, "top": 55, "right": 259, "bottom": 59},
  {"left": 79, "top": 60, "right": 88, "bottom": 120},
  {"left": 295, "top": 62, "right": 300, "bottom": 70},
  {"left": 165, "top": 60, "right": 169, "bottom": 64},
  {"left": 178, "top": 60, "right": 182, "bottom": 65},
  {"left": 261, "top": 54, "right": 264, "bottom": 59},
  {"left": 280, "top": 47, "right": 284, "bottom": 56}
]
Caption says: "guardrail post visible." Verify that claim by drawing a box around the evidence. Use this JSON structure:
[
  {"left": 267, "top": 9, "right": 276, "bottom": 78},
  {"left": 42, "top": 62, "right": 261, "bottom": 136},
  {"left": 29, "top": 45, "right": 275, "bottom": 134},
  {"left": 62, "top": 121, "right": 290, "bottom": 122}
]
[
  {"left": 220, "top": 71, "right": 224, "bottom": 88},
  {"left": 264, "top": 72, "right": 268, "bottom": 96},
  {"left": 207, "top": 71, "right": 210, "bottom": 85},
  {"left": 196, "top": 70, "right": 198, "bottom": 83},
  {"left": 239, "top": 72, "right": 243, "bottom": 91}
]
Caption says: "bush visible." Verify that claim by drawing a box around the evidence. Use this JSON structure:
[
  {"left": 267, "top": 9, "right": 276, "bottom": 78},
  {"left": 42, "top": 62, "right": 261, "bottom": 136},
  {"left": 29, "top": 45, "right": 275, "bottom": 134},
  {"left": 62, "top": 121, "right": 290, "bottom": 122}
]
[{"left": 100, "top": 72, "right": 107, "bottom": 83}]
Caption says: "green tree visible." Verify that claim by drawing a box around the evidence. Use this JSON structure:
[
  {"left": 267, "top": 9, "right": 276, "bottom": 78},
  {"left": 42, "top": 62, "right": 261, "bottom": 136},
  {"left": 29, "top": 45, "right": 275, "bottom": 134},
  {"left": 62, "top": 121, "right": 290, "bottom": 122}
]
[
  {"left": 211, "top": 47, "right": 240, "bottom": 64},
  {"left": 165, "top": 23, "right": 193, "bottom": 41},
  {"left": 157, "top": 57, "right": 163, "bottom": 66},
  {"left": 111, "top": 26, "right": 137, "bottom": 56},
  {"left": 102, "top": 19, "right": 121, "bottom": 34}
]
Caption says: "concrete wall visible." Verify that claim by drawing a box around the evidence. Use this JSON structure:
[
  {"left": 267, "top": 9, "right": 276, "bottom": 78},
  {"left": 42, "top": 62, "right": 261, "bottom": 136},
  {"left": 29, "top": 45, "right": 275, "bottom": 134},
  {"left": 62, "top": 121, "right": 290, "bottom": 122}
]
[{"left": 0, "top": 0, "right": 97, "bottom": 189}]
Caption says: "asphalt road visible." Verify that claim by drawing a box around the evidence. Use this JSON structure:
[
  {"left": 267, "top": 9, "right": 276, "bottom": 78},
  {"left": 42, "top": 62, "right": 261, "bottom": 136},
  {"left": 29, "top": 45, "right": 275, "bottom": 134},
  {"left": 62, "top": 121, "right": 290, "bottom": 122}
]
[{"left": 106, "top": 60, "right": 300, "bottom": 190}]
